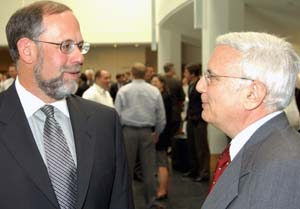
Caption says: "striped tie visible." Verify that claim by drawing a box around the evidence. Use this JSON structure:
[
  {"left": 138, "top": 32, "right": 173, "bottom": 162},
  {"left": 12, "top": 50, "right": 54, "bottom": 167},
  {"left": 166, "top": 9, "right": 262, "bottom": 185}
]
[{"left": 41, "top": 105, "right": 77, "bottom": 209}]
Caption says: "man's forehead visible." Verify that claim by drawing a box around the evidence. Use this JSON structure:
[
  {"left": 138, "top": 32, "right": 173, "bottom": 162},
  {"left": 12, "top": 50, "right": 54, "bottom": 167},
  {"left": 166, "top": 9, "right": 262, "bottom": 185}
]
[
  {"left": 209, "top": 45, "right": 241, "bottom": 68},
  {"left": 41, "top": 11, "right": 81, "bottom": 38}
]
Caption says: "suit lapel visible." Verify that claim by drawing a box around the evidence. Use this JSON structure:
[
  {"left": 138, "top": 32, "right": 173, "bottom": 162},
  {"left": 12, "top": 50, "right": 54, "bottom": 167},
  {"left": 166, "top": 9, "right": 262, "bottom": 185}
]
[
  {"left": 202, "top": 112, "right": 290, "bottom": 209},
  {"left": 67, "top": 96, "right": 95, "bottom": 209},
  {"left": 202, "top": 149, "right": 245, "bottom": 209},
  {"left": 0, "top": 86, "right": 59, "bottom": 208}
]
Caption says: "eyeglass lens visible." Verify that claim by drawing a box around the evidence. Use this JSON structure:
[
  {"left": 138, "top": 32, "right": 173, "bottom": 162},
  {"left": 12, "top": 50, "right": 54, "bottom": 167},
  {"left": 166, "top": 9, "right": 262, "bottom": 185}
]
[{"left": 61, "top": 40, "right": 90, "bottom": 54}]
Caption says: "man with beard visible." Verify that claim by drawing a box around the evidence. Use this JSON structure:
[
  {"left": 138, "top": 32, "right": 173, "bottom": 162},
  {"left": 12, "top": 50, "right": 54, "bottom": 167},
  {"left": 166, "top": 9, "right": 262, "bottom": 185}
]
[{"left": 1, "top": 1, "right": 134, "bottom": 209}]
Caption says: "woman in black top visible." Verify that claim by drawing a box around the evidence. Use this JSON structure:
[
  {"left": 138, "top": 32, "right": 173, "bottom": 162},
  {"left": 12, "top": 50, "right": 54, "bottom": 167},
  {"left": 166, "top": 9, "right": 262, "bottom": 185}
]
[{"left": 151, "top": 74, "right": 172, "bottom": 200}]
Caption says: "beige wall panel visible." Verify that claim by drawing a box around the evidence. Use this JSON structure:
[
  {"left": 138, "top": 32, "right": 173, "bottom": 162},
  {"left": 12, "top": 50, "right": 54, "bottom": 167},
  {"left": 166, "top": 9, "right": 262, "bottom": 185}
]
[
  {"left": 182, "top": 42, "right": 201, "bottom": 67},
  {"left": 82, "top": 45, "right": 146, "bottom": 81}
]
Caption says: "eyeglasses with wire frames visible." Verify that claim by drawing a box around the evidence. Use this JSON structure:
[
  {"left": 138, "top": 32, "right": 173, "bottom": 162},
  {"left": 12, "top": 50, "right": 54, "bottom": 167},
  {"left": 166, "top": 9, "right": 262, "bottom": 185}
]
[
  {"left": 202, "top": 70, "right": 253, "bottom": 85},
  {"left": 32, "top": 39, "right": 90, "bottom": 54}
]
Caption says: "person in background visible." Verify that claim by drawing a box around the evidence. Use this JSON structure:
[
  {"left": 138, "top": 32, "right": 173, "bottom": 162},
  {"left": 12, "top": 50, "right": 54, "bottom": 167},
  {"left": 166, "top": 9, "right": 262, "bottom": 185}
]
[
  {"left": 198, "top": 32, "right": 300, "bottom": 209},
  {"left": 115, "top": 63, "right": 166, "bottom": 209},
  {"left": 163, "top": 63, "right": 185, "bottom": 169},
  {"left": 2, "top": 1, "right": 133, "bottom": 208},
  {"left": 124, "top": 71, "right": 132, "bottom": 84},
  {"left": 145, "top": 65, "right": 155, "bottom": 83},
  {"left": 180, "top": 76, "right": 189, "bottom": 135},
  {"left": 75, "top": 72, "right": 89, "bottom": 97},
  {"left": 2, "top": 63, "right": 17, "bottom": 90},
  {"left": 150, "top": 74, "right": 172, "bottom": 201},
  {"left": 110, "top": 73, "right": 125, "bottom": 102},
  {"left": 0, "top": 73, "right": 6, "bottom": 92},
  {"left": 163, "top": 64, "right": 185, "bottom": 120},
  {"left": 82, "top": 69, "right": 114, "bottom": 108},
  {"left": 283, "top": 95, "right": 300, "bottom": 130},
  {"left": 183, "top": 64, "right": 210, "bottom": 182},
  {"left": 84, "top": 68, "right": 95, "bottom": 86}
]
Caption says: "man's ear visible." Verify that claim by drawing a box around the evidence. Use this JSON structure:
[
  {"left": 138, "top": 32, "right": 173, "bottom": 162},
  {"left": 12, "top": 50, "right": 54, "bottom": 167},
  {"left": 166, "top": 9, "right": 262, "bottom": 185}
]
[
  {"left": 17, "top": 38, "right": 35, "bottom": 64},
  {"left": 243, "top": 80, "right": 267, "bottom": 110}
]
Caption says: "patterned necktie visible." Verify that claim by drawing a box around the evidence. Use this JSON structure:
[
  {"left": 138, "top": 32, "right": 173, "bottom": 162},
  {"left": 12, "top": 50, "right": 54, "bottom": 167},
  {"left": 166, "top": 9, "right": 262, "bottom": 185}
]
[
  {"left": 41, "top": 105, "right": 77, "bottom": 209},
  {"left": 208, "top": 143, "right": 231, "bottom": 194}
]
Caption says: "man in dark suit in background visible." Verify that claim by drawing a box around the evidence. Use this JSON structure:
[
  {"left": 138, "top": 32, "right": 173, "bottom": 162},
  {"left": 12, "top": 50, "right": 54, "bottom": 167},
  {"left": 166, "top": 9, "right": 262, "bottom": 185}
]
[
  {"left": 110, "top": 73, "right": 125, "bottom": 102},
  {"left": 163, "top": 63, "right": 185, "bottom": 169},
  {"left": 198, "top": 32, "right": 300, "bottom": 209},
  {"left": 183, "top": 64, "right": 209, "bottom": 182},
  {"left": 1, "top": 1, "right": 134, "bottom": 209},
  {"left": 75, "top": 73, "right": 89, "bottom": 97},
  {"left": 163, "top": 63, "right": 185, "bottom": 134}
]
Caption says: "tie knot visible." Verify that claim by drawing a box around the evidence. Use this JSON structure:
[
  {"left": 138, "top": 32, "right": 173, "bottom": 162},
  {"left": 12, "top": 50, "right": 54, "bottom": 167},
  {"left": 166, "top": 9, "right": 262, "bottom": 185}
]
[{"left": 41, "top": 105, "right": 55, "bottom": 118}]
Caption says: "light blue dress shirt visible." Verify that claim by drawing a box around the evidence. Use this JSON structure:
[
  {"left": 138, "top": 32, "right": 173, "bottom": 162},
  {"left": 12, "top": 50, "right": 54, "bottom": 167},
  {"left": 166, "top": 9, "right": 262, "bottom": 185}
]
[
  {"left": 15, "top": 77, "right": 77, "bottom": 166},
  {"left": 115, "top": 79, "right": 166, "bottom": 134}
]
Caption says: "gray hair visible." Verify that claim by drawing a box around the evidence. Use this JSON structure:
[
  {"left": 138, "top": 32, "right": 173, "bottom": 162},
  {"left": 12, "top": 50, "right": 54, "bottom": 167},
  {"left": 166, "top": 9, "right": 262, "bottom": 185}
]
[{"left": 216, "top": 32, "right": 300, "bottom": 110}]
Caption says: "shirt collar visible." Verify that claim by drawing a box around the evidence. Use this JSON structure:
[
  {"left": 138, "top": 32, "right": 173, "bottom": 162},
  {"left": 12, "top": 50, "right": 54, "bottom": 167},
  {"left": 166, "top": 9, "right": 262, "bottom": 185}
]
[
  {"left": 230, "top": 110, "right": 282, "bottom": 160},
  {"left": 15, "top": 77, "right": 70, "bottom": 118},
  {"left": 132, "top": 79, "right": 146, "bottom": 83}
]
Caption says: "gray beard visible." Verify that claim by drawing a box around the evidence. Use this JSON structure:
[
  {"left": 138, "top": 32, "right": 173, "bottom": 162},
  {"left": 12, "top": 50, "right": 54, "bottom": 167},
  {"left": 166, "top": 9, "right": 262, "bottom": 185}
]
[{"left": 33, "top": 53, "right": 79, "bottom": 100}]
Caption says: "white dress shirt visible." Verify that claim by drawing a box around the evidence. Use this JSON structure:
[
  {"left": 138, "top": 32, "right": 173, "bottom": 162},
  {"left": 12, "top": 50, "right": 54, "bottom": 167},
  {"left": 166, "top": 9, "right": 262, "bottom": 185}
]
[
  {"left": 230, "top": 111, "right": 282, "bottom": 161},
  {"left": 82, "top": 83, "right": 114, "bottom": 108},
  {"left": 15, "top": 77, "right": 77, "bottom": 166}
]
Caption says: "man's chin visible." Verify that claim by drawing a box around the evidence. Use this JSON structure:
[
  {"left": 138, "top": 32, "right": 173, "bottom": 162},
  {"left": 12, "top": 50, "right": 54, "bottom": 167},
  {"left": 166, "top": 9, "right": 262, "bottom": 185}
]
[
  {"left": 66, "top": 83, "right": 78, "bottom": 95},
  {"left": 201, "top": 112, "right": 210, "bottom": 123},
  {"left": 63, "top": 80, "right": 78, "bottom": 94}
]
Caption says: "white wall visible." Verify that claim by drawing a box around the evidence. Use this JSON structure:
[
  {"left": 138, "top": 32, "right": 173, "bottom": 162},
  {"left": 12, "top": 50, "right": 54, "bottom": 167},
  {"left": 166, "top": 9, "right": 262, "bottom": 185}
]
[
  {"left": 0, "top": 0, "right": 23, "bottom": 46},
  {"left": 0, "top": 0, "right": 152, "bottom": 46},
  {"left": 157, "top": 0, "right": 198, "bottom": 76}
]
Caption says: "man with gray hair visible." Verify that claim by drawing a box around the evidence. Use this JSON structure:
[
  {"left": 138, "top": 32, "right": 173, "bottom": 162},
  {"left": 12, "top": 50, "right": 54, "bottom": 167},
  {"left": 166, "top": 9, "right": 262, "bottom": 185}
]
[
  {"left": 115, "top": 62, "right": 166, "bottom": 209},
  {"left": 198, "top": 32, "right": 300, "bottom": 209}
]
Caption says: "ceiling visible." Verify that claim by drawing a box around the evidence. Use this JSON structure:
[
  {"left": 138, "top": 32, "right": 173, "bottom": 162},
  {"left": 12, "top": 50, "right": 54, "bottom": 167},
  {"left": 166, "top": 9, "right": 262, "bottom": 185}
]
[
  {"left": 161, "top": 0, "right": 300, "bottom": 46},
  {"left": 243, "top": 0, "right": 300, "bottom": 29},
  {"left": 243, "top": 0, "right": 300, "bottom": 16}
]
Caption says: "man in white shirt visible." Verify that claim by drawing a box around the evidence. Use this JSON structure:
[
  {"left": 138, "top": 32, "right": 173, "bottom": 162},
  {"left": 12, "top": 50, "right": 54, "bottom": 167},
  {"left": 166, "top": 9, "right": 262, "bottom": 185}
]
[
  {"left": 82, "top": 69, "right": 114, "bottom": 108},
  {"left": 198, "top": 32, "right": 300, "bottom": 209}
]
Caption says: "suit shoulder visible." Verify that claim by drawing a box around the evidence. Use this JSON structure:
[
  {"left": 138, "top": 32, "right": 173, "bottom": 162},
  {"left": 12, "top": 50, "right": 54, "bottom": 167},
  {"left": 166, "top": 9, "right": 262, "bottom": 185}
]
[
  {"left": 68, "top": 94, "right": 117, "bottom": 116},
  {"left": 248, "top": 126, "right": 300, "bottom": 170}
]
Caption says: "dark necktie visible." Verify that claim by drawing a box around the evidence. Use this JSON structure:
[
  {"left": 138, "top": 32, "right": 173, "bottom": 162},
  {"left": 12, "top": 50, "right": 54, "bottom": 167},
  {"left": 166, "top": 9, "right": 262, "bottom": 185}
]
[
  {"left": 208, "top": 143, "right": 231, "bottom": 194},
  {"left": 41, "top": 105, "right": 77, "bottom": 209}
]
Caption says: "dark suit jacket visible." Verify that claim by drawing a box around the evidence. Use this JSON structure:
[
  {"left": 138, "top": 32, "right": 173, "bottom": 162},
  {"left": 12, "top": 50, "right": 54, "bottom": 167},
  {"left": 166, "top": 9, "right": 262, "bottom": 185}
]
[
  {"left": 0, "top": 85, "right": 134, "bottom": 209},
  {"left": 201, "top": 112, "right": 300, "bottom": 209},
  {"left": 187, "top": 79, "right": 205, "bottom": 124},
  {"left": 156, "top": 91, "right": 172, "bottom": 151},
  {"left": 164, "top": 76, "right": 185, "bottom": 123},
  {"left": 110, "top": 82, "right": 120, "bottom": 102},
  {"left": 75, "top": 82, "right": 89, "bottom": 97}
]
